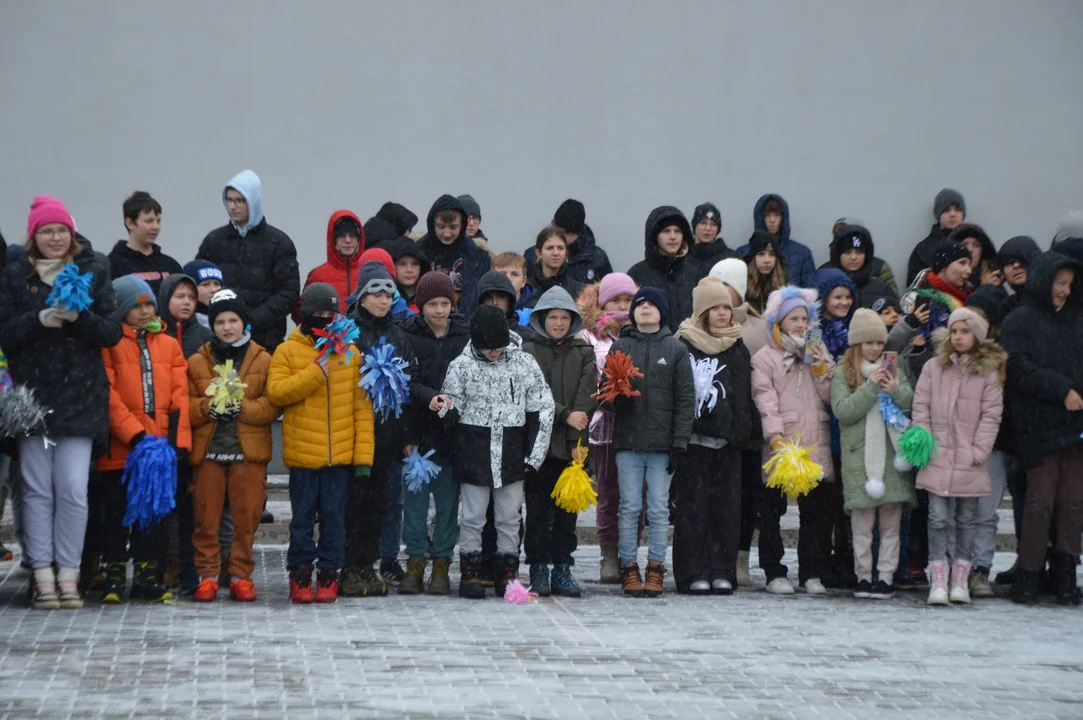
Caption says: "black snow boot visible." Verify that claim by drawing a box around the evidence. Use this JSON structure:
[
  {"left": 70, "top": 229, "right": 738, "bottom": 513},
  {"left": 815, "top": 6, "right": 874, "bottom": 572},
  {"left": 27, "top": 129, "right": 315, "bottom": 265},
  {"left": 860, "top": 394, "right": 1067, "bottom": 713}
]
[
  {"left": 458, "top": 553, "right": 486, "bottom": 600},
  {"left": 1053, "top": 553, "right": 1081, "bottom": 607},
  {"left": 1012, "top": 570, "right": 1040, "bottom": 606}
]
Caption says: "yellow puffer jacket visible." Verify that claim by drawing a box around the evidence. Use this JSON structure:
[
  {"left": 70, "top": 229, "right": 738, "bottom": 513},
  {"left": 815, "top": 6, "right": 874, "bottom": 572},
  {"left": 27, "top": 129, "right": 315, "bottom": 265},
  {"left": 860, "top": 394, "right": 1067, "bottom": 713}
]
[{"left": 267, "top": 327, "right": 375, "bottom": 470}]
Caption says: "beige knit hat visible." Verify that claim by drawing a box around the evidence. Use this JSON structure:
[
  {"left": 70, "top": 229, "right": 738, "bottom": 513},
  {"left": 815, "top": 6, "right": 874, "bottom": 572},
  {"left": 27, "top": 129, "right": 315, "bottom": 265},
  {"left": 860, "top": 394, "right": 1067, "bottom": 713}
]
[
  {"left": 692, "top": 276, "right": 733, "bottom": 317},
  {"left": 848, "top": 307, "right": 887, "bottom": 345}
]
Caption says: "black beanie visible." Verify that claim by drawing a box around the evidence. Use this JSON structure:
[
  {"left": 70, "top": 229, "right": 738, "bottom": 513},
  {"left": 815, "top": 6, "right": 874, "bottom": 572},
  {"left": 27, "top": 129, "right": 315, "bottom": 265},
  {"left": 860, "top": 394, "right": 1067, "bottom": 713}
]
[
  {"left": 553, "top": 199, "right": 586, "bottom": 235},
  {"left": 333, "top": 216, "right": 361, "bottom": 239},
  {"left": 470, "top": 304, "right": 510, "bottom": 350},
  {"left": 300, "top": 282, "right": 340, "bottom": 321},
  {"left": 745, "top": 230, "right": 783, "bottom": 261},
  {"left": 207, "top": 288, "right": 249, "bottom": 328},
  {"left": 932, "top": 242, "right": 972, "bottom": 273},
  {"left": 691, "top": 202, "right": 722, "bottom": 229},
  {"left": 631, "top": 287, "right": 669, "bottom": 327}
]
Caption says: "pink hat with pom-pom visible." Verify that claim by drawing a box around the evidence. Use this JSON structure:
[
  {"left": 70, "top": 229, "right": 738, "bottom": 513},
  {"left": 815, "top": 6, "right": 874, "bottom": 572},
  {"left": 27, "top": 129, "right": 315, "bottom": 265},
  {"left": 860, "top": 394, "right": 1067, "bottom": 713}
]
[
  {"left": 765, "top": 286, "right": 820, "bottom": 329},
  {"left": 26, "top": 196, "right": 75, "bottom": 240}
]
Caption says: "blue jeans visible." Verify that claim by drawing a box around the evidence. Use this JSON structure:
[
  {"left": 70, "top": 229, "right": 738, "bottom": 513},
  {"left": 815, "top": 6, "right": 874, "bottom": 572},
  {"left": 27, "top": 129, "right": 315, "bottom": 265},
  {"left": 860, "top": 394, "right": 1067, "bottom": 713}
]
[
  {"left": 379, "top": 461, "right": 404, "bottom": 560},
  {"left": 615, "top": 451, "right": 671, "bottom": 565},
  {"left": 288, "top": 466, "right": 350, "bottom": 570}
]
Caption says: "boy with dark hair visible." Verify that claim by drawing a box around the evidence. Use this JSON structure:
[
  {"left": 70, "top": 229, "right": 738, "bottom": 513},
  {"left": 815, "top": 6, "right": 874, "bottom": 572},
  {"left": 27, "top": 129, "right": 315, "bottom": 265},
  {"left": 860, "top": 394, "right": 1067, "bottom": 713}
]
[
  {"left": 183, "top": 259, "right": 225, "bottom": 329},
  {"left": 386, "top": 236, "right": 430, "bottom": 314},
  {"left": 735, "top": 194, "right": 816, "bottom": 288},
  {"left": 689, "top": 202, "right": 738, "bottom": 273},
  {"left": 108, "top": 191, "right": 183, "bottom": 295},
  {"left": 627, "top": 206, "right": 697, "bottom": 330},
  {"left": 417, "top": 195, "right": 491, "bottom": 314},
  {"left": 907, "top": 188, "right": 966, "bottom": 286}
]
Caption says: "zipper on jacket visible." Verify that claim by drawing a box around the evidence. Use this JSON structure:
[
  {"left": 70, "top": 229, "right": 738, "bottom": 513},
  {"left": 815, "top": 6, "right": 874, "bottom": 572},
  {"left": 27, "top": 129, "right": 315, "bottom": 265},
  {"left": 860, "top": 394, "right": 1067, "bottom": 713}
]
[
  {"left": 639, "top": 334, "right": 652, "bottom": 450},
  {"left": 326, "top": 371, "right": 333, "bottom": 465}
]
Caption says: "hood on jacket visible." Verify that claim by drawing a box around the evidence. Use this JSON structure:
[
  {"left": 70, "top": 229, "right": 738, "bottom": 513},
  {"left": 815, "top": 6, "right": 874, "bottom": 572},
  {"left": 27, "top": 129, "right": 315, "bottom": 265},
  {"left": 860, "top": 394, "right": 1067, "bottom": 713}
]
[
  {"left": 829, "top": 224, "right": 875, "bottom": 281},
  {"left": 324, "top": 210, "right": 365, "bottom": 269},
  {"left": 425, "top": 195, "right": 468, "bottom": 241},
  {"left": 933, "top": 327, "right": 1008, "bottom": 382},
  {"left": 376, "top": 202, "right": 418, "bottom": 236},
  {"left": 222, "top": 170, "right": 264, "bottom": 237},
  {"left": 476, "top": 270, "right": 518, "bottom": 308},
  {"left": 385, "top": 235, "right": 431, "bottom": 274},
  {"left": 157, "top": 273, "right": 200, "bottom": 329},
  {"left": 949, "top": 223, "right": 996, "bottom": 268},
  {"left": 643, "top": 206, "right": 692, "bottom": 265},
  {"left": 569, "top": 225, "right": 598, "bottom": 257},
  {"left": 814, "top": 267, "right": 858, "bottom": 319},
  {"left": 1023, "top": 250, "right": 1083, "bottom": 315},
  {"left": 997, "top": 235, "right": 1041, "bottom": 271},
  {"left": 528, "top": 286, "right": 584, "bottom": 339},
  {"left": 753, "top": 193, "right": 791, "bottom": 245}
]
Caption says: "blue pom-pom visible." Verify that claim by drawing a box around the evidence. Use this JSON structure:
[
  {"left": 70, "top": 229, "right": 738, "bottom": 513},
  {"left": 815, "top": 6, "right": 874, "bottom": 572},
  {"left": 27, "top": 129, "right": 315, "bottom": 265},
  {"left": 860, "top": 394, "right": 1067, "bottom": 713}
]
[
  {"left": 515, "top": 308, "right": 532, "bottom": 327},
  {"left": 45, "top": 264, "right": 94, "bottom": 312},
  {"left": 879, "top": 391, "right": 911, "bottom": 432},
  {"left": 121, "top": 435, "right": 177, "bottom": 530},
  {"left": 358, "top": 337, "right": 411, "bottom": 421},
  {"left": 404, "top": 448, "right": 441, "bottom": 493},
  {"left": 313, "top": 314, "right": 361, "bottom": 365}
]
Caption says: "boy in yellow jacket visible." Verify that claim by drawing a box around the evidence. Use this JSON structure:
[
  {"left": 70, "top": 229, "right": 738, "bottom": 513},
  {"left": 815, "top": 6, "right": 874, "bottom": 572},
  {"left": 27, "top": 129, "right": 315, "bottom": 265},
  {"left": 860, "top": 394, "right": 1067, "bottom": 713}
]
[{"left": 267, "top": 283, "right": 375, "bottom": 604}]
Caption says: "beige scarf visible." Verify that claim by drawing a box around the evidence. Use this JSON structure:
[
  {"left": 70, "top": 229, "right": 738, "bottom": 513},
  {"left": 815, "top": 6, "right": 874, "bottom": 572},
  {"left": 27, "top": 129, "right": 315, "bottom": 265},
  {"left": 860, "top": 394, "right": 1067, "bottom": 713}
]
[
  {"left": 34, "top": 259, "right": 65, "bottom": 287},
  {"left": 676, "top": 317, "right": 742, "bottom": 354}
]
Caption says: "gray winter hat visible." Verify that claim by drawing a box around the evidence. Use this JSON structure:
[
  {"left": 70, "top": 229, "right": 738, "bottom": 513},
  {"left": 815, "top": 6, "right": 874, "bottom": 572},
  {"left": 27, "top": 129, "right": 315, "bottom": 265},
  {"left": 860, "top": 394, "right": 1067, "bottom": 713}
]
[
  {"left": 1053, "top": 210, "right": 1083, "bottom": 245},
  {"left": 458, "top": 194, "right": 481, "bottom": 218},
  {"left": 528, "top": 286, "right": 584, "bottom": 338},
  {"left": 933, "top": 188, "right": 966, "bottom": 219}
]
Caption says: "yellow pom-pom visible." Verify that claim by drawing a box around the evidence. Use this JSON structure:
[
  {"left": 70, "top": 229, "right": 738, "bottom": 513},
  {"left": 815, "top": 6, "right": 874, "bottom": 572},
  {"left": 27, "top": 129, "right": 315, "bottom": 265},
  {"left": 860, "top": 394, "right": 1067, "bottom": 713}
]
[
  {"left": 762, "top": 433, "right": 824, "bottom": 499},
  {"left": 551, "top": 441, "right": 597, "bottom": 513},
  {"left": 206, "top": 360, "right": 248, "bottom": 414}
]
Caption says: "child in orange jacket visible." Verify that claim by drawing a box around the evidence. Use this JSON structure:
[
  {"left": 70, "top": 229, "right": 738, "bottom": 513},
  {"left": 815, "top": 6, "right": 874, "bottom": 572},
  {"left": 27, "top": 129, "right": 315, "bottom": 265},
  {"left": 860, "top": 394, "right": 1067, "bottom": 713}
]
[{"left": 96, "top": 276, "right": 191, "bottom": 603}]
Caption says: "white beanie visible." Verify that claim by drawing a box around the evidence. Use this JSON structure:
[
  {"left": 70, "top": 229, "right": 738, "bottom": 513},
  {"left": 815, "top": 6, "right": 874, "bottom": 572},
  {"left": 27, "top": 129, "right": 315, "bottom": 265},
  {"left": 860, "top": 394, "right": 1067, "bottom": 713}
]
[{"left": 709, "top": 258, "right": 748, "bottom": 302}]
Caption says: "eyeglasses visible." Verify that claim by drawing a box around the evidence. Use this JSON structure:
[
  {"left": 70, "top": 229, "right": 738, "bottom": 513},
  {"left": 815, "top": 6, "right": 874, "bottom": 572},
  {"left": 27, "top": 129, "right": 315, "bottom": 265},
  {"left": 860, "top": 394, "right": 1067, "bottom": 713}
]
[
  {"left": 226, "top": 196, "right": 247, "bottom": 207},
  {"left": 35, "top": 227, "right": 71, "bottom": 239}
]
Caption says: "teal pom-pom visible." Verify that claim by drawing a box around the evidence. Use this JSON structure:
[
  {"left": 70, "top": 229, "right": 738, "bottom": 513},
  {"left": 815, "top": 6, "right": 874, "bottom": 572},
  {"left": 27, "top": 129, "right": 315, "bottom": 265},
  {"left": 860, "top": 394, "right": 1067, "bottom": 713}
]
[
  {"left": 46, "top": 264, "right": 94, "bottom": 312},
  {"left": 898, "top": 425, "right": 937, "bottom": 469},
  {"left": 122, "top": 435, "right": 177, "bottom": 530},
  {"left": 404, "top": 448, "right": 440, "bottom": 493}
]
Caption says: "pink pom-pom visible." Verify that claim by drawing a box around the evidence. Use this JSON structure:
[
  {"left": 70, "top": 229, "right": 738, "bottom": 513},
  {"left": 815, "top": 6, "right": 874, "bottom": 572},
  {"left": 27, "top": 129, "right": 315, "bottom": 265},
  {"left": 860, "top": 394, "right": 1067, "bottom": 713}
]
[{"left": 503, "top": 579, "right": 537, "bottom": 604}]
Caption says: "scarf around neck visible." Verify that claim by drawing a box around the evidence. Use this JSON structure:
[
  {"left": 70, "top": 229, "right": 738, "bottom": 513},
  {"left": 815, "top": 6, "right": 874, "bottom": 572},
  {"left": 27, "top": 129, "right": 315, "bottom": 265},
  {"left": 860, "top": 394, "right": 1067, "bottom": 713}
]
[
  {"left": 860, "top": 359, "right": 907, "bottom": 493},
  {"left": 676, "top": 317, "right": 742, "bottom": 355},
  {"left": 34, "top": 259, "right": 65, "bottom": 287}
]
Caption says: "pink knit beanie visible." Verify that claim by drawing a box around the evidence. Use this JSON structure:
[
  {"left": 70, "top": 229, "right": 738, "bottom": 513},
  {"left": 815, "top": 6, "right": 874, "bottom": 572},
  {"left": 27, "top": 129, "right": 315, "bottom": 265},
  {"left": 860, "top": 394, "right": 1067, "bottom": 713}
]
[
  {"left": 598, "top": 272, "right": 637, "bottom": 307},
  {"left": 26, "top": 196, "right": 75, "bottom": 240}
]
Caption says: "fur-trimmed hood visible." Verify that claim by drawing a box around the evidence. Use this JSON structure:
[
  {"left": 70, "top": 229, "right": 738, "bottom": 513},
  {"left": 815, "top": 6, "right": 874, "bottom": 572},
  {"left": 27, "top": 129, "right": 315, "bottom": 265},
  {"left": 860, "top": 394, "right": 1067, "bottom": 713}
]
[
  {"left": 931, "top": 326, "right": 1007, "bottom": 381},
  {"left": 576, "top": 281, "right": 624, "bottom": 340}
]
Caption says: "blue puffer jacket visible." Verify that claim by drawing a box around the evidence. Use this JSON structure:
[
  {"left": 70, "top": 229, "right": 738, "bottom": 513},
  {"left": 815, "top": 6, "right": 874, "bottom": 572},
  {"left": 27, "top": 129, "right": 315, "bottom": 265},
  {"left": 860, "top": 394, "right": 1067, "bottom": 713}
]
[{"left": 735, "top": 194, "right": 817, "bottom": 288}]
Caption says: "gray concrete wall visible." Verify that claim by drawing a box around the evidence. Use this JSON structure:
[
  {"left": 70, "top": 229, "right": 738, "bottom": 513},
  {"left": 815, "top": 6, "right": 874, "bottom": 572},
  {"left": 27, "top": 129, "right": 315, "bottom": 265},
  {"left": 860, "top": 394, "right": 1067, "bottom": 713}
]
[{"left": 2, "top": 1, "right": 1081, "bottom": 282}]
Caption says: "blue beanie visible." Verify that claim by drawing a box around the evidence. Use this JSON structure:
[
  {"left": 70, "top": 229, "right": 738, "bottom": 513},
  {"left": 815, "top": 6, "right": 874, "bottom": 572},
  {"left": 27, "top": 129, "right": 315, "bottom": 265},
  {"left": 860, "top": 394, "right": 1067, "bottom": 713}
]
[
  {"left": 631, "top": 287, "right": 668, "bottom": 327},
  {"left": 183, "top": 259, "right": 224, "bottom": 285},
  {"left": 112, "top": 275, "right": 157, "bottom": 320},
  {"left": 357, "top": 261, "right": 396, "bottom": 297}
]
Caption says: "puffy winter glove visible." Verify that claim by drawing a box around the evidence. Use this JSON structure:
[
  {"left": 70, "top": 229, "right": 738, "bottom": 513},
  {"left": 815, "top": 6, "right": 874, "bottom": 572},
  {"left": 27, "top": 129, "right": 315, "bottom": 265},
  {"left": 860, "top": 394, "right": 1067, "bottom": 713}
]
[
  {"left": 354, "top": 466, "right": 371, "bottom": 480},
  {"left": 667, "top": 448, "right": 685, "bottom": 475},
  {"left": 209, "top": 402, "right": 241, "bottom": 422}
]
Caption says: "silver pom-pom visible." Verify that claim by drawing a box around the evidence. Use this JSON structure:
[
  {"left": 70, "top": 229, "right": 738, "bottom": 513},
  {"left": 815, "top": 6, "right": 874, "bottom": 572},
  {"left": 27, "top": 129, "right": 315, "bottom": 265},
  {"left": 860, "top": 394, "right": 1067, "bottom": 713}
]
[{"left": 0, "top": 386, "right": 49, "bottom": 437}]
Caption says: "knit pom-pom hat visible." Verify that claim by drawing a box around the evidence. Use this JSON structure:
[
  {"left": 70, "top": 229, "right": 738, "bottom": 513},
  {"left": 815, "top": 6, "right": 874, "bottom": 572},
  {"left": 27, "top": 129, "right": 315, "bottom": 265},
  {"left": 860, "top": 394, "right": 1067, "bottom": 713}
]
[{"left": 764, "top": 286, "right": 820, "bottom": 331}]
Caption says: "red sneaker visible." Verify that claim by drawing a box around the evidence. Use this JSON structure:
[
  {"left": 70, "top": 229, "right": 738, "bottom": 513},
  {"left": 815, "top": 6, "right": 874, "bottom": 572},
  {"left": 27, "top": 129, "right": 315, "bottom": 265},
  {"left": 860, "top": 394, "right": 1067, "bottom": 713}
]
[
  {"left": 314, "top": 568, "right": 339, "bottom": 603},
  {"left": 289, "top": 565, "right": 314, "bottom": 604},
  {"left": 193, "top": 577, "right": 219, "bottom": 602},
  {"left": 229, "top": 578, "right": 257, "bottom": 602}
]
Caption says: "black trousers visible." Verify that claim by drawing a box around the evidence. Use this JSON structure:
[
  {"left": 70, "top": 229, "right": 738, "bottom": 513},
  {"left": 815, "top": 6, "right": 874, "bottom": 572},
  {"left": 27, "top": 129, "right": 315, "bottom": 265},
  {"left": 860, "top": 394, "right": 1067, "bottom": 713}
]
[
  {"left": 819, "top": 454, "right": 853, "bottom": 574},
  {"left": 97, "top": 470, "right": 166, "bottom": 565},
  {"left": 739, "top": 449, "right": 761, "bottom": 552},
  {"left": 175, "top": 463, "right": 195, "bottom": 570},
  {"left": 908, "top": 489, "right": 929, "bottom": 569},
  {"left": 759, "top": 481, "right": 824, "bottom": 584},
  {"left": 672, "top": 445, "right": 741, "bottom": 590},
  {"left": 344, "top": 456, "right": 389, "bottom": 570},
  {"left": 524, "top": 457, "right": 579, "bottom": 566}
]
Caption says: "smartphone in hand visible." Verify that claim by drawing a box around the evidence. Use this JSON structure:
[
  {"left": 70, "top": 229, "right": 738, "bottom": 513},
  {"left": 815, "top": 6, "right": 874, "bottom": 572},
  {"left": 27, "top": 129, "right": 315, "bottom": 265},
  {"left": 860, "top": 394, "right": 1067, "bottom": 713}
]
[
  {"left": 881, "top": 351, "right": 899, "bottom": 377},
  {"left": 804, "top": 328, "right": 823, "bottom": 364}
]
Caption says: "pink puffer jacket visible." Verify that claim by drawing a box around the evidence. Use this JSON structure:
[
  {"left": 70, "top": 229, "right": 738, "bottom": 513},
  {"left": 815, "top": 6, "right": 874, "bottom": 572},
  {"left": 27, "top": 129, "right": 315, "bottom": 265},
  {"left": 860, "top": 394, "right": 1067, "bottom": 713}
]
[{"left": 912, "top": 341, "right": 1005, "bottom": 498}]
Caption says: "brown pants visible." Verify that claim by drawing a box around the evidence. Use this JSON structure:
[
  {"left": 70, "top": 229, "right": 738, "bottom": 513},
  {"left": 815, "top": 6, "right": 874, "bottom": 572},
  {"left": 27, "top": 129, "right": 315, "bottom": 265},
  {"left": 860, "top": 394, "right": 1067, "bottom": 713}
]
[
  {"left": 193, "top": 461, "right": 267, "bottom": 579},
  {"left": 850, "top": 503, "right": 903, "bottom": 583},
  {"left": 1019, "top": 445, "right": 1083, "bottom": 571}
]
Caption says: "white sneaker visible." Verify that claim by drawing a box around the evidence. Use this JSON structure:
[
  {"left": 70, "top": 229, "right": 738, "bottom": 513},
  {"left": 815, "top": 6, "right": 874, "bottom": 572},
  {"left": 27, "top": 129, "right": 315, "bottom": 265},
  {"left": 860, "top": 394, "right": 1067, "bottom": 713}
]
[
  {"left": 927, "top": 561, "right": 950, "bottom": 606},
  {"left": 766, "top": 577, "right": 795, "bottom": 595},
  {"left": 949, "top": 560, "right": 972, "bottom": 604},
  {"left": 801, "top": 578, "right": 827, "bottom": 595},
  {"left": 737, "top": 551, "right": 751, "bottom": 586}
]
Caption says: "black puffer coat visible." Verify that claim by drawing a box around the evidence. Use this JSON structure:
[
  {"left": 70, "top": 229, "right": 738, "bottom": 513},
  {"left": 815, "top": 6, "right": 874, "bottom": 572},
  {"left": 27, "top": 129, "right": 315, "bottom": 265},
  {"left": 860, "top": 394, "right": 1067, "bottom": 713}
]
[
  {"left": 999, "top": 251, "right": 1083, "bottom": 468},
  {"left": 0, "top": 247, "right": 123, "bottom": 452},
  {"left": 687, "top": 237, "right": 739, "bottom": 281},
  {"left": 678, "top": 337, "right": 758, "bottom": 448},
  {"left": 398, "top": 313, "right": 471, "bottom": 458},
  {"left": 196, "top": 218, "right": 299, "bottom": 353},
  {"left": 907, "top": 224, "right": 953, "bottom": 286},
  {"left": 608, "top": 325, "right": 695, "bottom": 453},
  {"left": 627, "top": 206, "right": 697, "bottom": 331},
  {"left": 523, "top": 225, "right": 613, "bottom": 285},
  {"left": 520, "top": 266, "right": 587, "bottom": 311}
]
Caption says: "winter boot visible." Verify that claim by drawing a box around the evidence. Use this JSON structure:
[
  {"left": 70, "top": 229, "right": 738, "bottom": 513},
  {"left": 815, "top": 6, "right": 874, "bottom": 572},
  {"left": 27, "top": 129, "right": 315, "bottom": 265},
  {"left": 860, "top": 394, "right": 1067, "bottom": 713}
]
[
  {"left": 289, "top": 564, "right": 314, "bottom": 604},
  {"left": 163, "top": 552, "right": 181, "bottom": 590},
  {"left": 341, "top": 566, "right": 387, "bottom": 597},
  {"left": 130, "top": 561, "right": 173, "bottom": 603},
  {"left": 995, "top": 558, "right": 1019, "bottom": 585},
  {"left": 644, "top": 560, "right": 666, "bottom": 598},
  {"left": 529, "top": 564, "right": 551, "bottom": 597},
  {"left": 969, "top": 566, "right": 994, "bottom": 599},
  {"left": 398, "top": 557, "right": 426, "bottom": 595},
  {"left": 100, "top": 561, "right": 127, "bottom": 604},
  {"left": 30, "top": 567, "right": 60, "bottom": 610},
  {"left": 736, "top": 551, "right": 751, "bottom": 587},
  {"left": 56, "top": 567, "right": 83, "bottom": 609},
  {"left": 620, "top": 562, "right": 644, "bottom": 598},
  {"left": 426, "top": 558, "right": 451, "bottom": 595},
  {"left": 927, "top": 561, "right": 949, "bottom": 606},
  {"left": 478, "top": 552, "right": 496, "bottom": 587},
  {"left": 314, "top": 568, "right": 339, "bottom": 603},
  {"left": 458, "top": 552, "right": 486, "bottom": 599},
  {"left": 551, "top": 564, "right": 582, "bottom": 598},
  {"left": 1053, "top": 553, "right": 1082, "bottom": 607},
  {"left": 79, "top": 551, "right": 104, "bottom": 595},
  {"left": 1012, "top": 570, "right": 1040, "bottom": 605},
  {"left": 494, "top": 553, "right": 519, "bottom": 598},
  {"left": 379, "top": 558, "right": 406, "bottom": 586},
  {"left": 339, "top": 567, "right": 366, "bottom": 596},
  {"left": 949, "top": 560, "right": 972, "bottom": 604},
  {"left": 599, "top": 543, "right": 620, "bottom": 584}
]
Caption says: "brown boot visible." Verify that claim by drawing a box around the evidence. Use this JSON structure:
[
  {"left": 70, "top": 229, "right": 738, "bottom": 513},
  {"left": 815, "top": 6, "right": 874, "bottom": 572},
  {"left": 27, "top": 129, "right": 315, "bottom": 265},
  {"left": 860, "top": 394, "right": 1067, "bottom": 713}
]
[
  {"left": 620, "top": 562, "right": 644, "bottom": 598},
  {"left": 599, "top": 542, "right": 620, "bottom": 584},
  {"left": 644, "top": 560, "right": 666, "bottom": 598},
  {"left": 426, "top": 558, "right": 451, "bottom": 595},
  {"left": 398, "top": 557, "right": 426, "bottom": 595}
]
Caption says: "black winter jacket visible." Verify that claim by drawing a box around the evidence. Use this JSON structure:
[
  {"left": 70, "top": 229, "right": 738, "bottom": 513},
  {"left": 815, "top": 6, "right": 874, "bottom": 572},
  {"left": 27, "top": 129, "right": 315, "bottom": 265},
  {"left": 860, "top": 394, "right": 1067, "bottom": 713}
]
[
  {"left": 520, "top": 266, "right": 587, "bottom": 311},
  {"left": 0, "top": 247, "right": 123, "bottom": 453},
  {"left": 107, "top": 241, "right": 184, "bottom": 297},
  {"left": 417, "top": 195, "right": 491, "bottom": 315},
  {"left": 398, "top": 313, "right": 471, "bottom": 458},
  {"left": 678, "top": 338, "right": 758, "bottom": 448},
  {"left": 688, "top": 237, "right": 739, "bottom": 280},
  {"left": 907, "top": 224, "right": 952, "bottom": 286},
  {"left": 196, "top": 218, "right": 299, "bottom": 354},
  {"left": 627, "top": 206, "right": 697, "bottom": 331},
  {"left": 608, "top": 325, "right": 695, "bottom": 453},
  {"left": 999, "top": 251, "right": 1083, "bottom": 468},
  {"left": 524, "top": 225, "right": 613, "bottom": 285},
  {"left": 158, "top": 274, "right": 213, "bottom": 359}
]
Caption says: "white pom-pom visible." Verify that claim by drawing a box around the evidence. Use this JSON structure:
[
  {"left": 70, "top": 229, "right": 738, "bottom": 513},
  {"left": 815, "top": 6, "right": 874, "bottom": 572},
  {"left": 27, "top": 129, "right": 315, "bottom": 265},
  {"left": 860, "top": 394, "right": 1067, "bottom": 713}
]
[
  {"left": 894, "top": 454, "right": 913, "bottom": 472},
  {"left": 865, "top": 477, "right": 886, "bottom": 499}
]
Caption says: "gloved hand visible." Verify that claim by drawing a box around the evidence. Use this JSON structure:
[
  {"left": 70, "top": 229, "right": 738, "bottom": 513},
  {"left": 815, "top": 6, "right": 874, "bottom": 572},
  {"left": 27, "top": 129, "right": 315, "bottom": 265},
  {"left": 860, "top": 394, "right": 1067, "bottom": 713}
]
[
  {"left": 354, "top": 465, "right": 371, "bottom": 480},
  {"left": 612, "top": 394, "right": 634, "bottom": 413},
  {"left": 130, "top": 431, "right": 147, "bottom": 449},
  {"left": 667, "top": 448, "right": 685, "bottom": 475},
  {"left": 38, "top": 308, "right": 66, "bottom": 328},
  {"left": 209, "top": 402, "right": 241, "bottom": 422}
]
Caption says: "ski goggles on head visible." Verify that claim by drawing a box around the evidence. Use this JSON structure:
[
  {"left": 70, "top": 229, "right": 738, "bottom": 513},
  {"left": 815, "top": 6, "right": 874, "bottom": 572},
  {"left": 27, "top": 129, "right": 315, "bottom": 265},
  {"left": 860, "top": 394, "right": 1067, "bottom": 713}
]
[{"left": 360, "top": 278, "right": 397, "bottom": 297}]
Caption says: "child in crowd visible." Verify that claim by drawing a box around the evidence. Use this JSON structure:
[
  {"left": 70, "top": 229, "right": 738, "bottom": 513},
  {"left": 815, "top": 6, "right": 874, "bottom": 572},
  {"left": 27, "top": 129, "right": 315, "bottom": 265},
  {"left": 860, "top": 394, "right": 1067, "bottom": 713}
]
[
  {"left": 521, "top": 227, "right": 586, "bottom": 310},
  {"left": 744, "top": 231, "right": 787, "bottom": 315},
  {"left": 673, "top": 276, "right": 757, "bottom": 594},
  {"left": 865, "top": 294, "right": 904, "bottom": 329},
  {"left": 397, "top": 273, "right": 471, "bottom": 595},
  {"left": 901, "top": 243, "right": 973, "bottom": 380},
  {"left": 107, "top": 191, "right": 183, "bottom": 296},
  {"left": 627, "top": 207, "right": 695, "bottom": 332},
  {"left": 443, "top": 305, "right": 555, "bottom": 599},
  {"left": 341, "top": 262, "right": 420, "bottom": 597},
  {"left": 738, "top": 194, "right": 816, "bottom": 287},
  {"left": 912, "top": 307, "right": 1004, "bottom": 605},
  {"left": 386, "top": 235, "right": 430, "bottom": 314},
  {"left": 478, "top": 269, "right": 532, "bottom": 339},
  {"left": 417, "top": 195, "right": 491, "bottom": 313},
  {"left": 267, "top": 283, "right": 375, "bottom": 604},
  {"left": 751, "top": 287, "right": 835, "bottom": 595},
  {"left": 576, "top": 272, "right": 637, "bottom": 583},
  {"left": 296, "top": 210, "right": 366, "bottom": 323},
  {"left": 98, "top": 276, "right": 191, "bottom": 604},
  {"left": 831, "top": 309, "right": 915, "bottom": 600},
  {"left": 609, "top": 288, "right": 694, "bottom": 598},
  {"left": 908, "top": 188, "right": 966, "bottom": 286},
  {"left": 948, "top": 224, "right": 998, "bottom": 291},
  {"left": 0, "top": 196, "right": 122, "bottom": 609},
  {"left": 183, "top": 259, "right": 225, "bottom": 330},
  {"left": 187, "top": 290, "right": 280, "bottom": 602},
  {"left": 522, "top": 287, "right": 598, "bottom": 597}
]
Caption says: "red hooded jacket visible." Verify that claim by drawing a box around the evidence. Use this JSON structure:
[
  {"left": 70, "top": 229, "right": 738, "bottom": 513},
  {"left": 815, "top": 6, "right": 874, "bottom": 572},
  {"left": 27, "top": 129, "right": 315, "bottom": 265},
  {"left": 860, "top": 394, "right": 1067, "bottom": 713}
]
[{"left": 294, "top": 210, "right": 365, "bottom": 323}]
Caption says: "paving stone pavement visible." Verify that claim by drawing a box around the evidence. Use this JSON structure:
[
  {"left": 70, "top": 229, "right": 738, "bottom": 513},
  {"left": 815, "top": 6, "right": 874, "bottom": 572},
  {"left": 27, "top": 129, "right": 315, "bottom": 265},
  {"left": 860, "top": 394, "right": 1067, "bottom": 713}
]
[{"left": 0, "top": 547, "right": 1080, "bottom": 720}]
